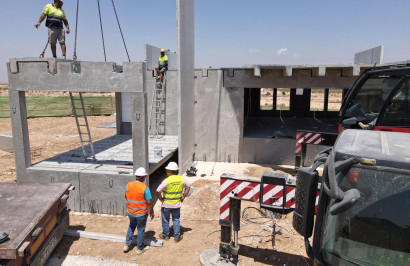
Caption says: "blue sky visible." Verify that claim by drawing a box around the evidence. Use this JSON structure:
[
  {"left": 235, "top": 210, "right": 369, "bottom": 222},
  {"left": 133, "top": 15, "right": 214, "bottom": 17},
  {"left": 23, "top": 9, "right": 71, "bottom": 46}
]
[{"left": 1, "top": 0, "right": 410, "bottom": 82}]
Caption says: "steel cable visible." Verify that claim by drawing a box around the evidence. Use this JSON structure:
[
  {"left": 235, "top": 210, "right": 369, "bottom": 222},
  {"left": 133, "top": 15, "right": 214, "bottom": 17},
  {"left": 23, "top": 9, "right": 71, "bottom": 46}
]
[
  {"left": 96, "top": 0, "right": 107, "bottom": 62},
  {"left": 111, "top": 0, "right": 130, "bottom": 62}
]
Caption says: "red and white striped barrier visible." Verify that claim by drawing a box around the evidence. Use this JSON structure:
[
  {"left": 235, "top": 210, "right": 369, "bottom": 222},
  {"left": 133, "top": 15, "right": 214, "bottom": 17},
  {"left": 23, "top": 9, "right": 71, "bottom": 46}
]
[
  {"left": 295, "top": 131, "right": 323, "bottom": 154},
  {"left": 220, "top": 176, "right": 297, "bottom": 221}
]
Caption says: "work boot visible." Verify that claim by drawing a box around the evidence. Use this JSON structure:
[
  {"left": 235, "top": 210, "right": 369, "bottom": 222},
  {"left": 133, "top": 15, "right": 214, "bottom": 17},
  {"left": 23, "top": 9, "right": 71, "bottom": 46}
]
[
  {"left": 159, "top": 233, "right": 169, "bottom": 240},
  {"left": 174, "top": 235, "right": 183, "bottom": 243},
  {"left": 135, "top": 245, "right": 149, "bottom": 255},
  {"left": 123, "top": 245, "right": 131, "bottom": 253}
]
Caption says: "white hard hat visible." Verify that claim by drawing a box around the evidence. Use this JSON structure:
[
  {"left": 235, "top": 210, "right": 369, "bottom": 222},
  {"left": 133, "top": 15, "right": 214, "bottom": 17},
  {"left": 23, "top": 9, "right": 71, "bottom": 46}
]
[
  {"left": 134, "top": 167, "right": 148, "bottom": 177},
  {"left": 165, "top": 162, "right": 179, "bottom": 171}
]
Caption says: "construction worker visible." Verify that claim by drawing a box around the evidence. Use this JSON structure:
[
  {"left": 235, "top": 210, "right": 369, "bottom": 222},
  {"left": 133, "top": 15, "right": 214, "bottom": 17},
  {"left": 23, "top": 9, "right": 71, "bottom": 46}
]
[
  {"left": 156, "top": 162, "right": 190, "bottom": 243},
  {"left": 35, "top": 0, "right": 70, "bottom": 59},
  {"left": 124, "top": 167, "right": 154, "bottom": 255},
  {"left": 155, "top": 49, "right": 168, "bottom": 84}
]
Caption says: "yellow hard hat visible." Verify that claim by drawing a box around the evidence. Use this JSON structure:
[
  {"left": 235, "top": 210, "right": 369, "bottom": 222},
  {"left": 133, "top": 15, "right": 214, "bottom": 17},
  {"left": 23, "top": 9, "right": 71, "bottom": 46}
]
[{"left": 160, "top": 49, "right": 166, "bottom": 52}]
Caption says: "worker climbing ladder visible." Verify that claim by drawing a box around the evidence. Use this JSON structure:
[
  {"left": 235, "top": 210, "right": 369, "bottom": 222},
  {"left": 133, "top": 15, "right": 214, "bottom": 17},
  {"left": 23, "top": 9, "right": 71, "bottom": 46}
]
[
  {"left": 148, "top": 74, "right": 167, "bottom": 137},
  {"left": 69, "top": 92, "right": 96, "bottom": 161}
]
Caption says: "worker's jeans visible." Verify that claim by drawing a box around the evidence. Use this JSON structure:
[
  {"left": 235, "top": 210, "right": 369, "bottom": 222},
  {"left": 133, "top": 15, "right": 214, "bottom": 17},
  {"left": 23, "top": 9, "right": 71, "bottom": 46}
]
[
  {"left": 161, "top": 207, "right": 181, "bottom": 240},
  {"left": 126, "top": 213, "right": 148, "bottom": 250}
]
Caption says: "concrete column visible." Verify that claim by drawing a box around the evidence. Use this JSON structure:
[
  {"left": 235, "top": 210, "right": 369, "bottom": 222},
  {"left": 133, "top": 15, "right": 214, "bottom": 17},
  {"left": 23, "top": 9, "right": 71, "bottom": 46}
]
[
  {"left": 177, "top": 0, "right": 195, "bottom": 174},
  {"left": 9, "top": 90, "right": 30, "bottom": 180}
]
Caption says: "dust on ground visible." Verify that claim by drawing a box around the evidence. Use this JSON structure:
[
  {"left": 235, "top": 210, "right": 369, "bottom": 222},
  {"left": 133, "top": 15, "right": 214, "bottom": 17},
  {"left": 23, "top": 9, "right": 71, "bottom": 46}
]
[{"left": 0, "top": 96, "right": 312, "bottom": 265}]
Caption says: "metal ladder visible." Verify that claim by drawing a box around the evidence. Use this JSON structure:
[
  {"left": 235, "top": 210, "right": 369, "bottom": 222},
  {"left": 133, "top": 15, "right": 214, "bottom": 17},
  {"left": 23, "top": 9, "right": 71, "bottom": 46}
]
[
  {"left": 69, "top": 92, "right": 96, "bottom": 161},
  {"left": 148, "top": 74, "right": 167, "bottom": 137}
]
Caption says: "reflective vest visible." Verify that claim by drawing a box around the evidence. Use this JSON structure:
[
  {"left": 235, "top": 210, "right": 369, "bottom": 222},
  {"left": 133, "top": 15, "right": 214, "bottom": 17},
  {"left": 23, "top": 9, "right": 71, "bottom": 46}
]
[
  {"left": 43, "top": 3, "right": 66, "bottom": 28},
  {"left": 163, "top": 175, "right": 184, "bottom": 205},
  {"left": 158, "top": 55, "right": 168, "bottom": 67},
  {"left": 126, "top": 181, "right": 148, "bottom": 216}
]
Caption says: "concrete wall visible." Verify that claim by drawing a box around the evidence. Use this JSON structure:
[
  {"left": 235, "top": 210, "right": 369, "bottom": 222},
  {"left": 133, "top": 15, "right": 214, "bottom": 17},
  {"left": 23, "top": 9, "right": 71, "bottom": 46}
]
[
  {"left": 354, "top": 46, "right": 384, "bottom": 65},
  {"left": 145, "top": 44, "right": 177, "bottom": 71}
]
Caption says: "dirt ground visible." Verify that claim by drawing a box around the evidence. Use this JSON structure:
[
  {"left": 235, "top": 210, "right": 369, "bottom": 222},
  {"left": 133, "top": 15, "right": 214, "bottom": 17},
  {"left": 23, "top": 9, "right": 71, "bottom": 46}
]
[
  {"left": 261, "top": 88, "right": 343, "bottom": 111},
  {"left": 0, "top": 87, "right": 313, "bottom": 265}
]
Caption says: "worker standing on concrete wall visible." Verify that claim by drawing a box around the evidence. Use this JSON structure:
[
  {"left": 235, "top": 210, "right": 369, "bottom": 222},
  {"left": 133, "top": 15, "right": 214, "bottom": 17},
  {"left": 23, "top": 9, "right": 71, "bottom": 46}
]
[
  {"left": 155, "top": 49, "right": 168, "bottom": 84},
  {"left": 156, "top": 162, "right": 190, "bottom": 243},
  {"left": 124, "top": 167, "right": 154, "bottom": 255},
  {"left": 35, "top": 0, "right": 70, "bottom": 59}
]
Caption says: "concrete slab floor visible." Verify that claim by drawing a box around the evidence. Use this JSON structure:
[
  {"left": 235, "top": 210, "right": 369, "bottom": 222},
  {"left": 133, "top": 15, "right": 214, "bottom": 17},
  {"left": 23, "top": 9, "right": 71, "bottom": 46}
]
[{"left": 31, "top": 134, "right": 178, "bottom": 175}]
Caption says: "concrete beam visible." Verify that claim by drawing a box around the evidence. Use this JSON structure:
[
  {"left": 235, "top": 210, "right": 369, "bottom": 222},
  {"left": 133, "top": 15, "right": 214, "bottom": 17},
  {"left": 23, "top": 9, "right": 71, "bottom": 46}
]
[
  {"left": 177, "top": 0, "right": 195, "bottom": 174},
  {"left": 8, "top": 60, "right": 145, "bottom": 93}
]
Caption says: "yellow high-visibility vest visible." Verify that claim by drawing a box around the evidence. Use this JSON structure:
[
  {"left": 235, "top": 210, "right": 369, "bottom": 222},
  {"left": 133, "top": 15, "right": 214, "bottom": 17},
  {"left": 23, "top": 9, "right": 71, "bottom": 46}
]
[
  {"left": 163, "top": 175, "right": 183, "bottom": 205},
  {"left": 158, "top": 55, "right": 168, "bottom": 67}
]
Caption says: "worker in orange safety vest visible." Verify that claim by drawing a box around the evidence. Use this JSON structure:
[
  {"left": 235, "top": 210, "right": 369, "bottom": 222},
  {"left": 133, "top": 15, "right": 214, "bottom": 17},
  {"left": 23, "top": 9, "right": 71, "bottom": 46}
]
[{"left": 124, "top": 167, "right": 154, "bottom": 255}]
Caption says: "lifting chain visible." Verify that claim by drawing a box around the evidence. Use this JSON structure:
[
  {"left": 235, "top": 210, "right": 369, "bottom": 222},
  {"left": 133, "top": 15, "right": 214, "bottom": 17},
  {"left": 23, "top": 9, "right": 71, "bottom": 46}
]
[
  {"left": 73, "top": 0, "right": 80, "bottom": 60},
  {"left": 39, "top": 41, "right": 48, "bottom": 58}
]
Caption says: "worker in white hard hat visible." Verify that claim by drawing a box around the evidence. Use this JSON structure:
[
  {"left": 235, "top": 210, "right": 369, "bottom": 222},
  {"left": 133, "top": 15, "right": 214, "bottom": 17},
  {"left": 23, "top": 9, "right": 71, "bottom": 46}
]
[
  {"left": 124, "top": 167, "right": 154, "bottom": 255},
  {"left": 156, "top": 162, "right": 190, "bottom": 243},
  {"left": 155, "top": 48, "right": 168, "bottom": 84}
]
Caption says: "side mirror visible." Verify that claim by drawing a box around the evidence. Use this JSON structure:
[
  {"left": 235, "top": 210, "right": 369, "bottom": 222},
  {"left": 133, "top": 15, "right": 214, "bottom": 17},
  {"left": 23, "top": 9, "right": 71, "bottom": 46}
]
[
  {"left": 330, "top": 188, "right": 360, "bottom": 215},
  {"left": 293, "top": 167, "right": 318, "bottom": 238}
]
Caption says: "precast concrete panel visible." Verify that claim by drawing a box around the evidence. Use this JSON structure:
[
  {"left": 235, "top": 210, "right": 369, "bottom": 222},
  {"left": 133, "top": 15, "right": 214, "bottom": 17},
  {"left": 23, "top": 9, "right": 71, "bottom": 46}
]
[
  {"left": 132, "top": 92, "right": 149, "bottom": 185},
  {"left": 9, "top": 90, "right": 31, "bottom": 178},
  {"left": 8, "top": 59, "right": 145, "bottom": 93},
  {"left": 177, "top": 0, "right": 195, "bottom": 173},
  {"left": 194, "top": 70, "right": 222, "bottom": 162},
  {"left": 24, "top": 168, "right": 80, "bottom": 212},
  {"left": 78, "top": 172, "right": 131, "bottom": 215},
  {"left": 242, "top": 138, "right": 330, "bottom": 166},
  {"left": 354, "top": 46, "right": 384, "bottom": 65},
  {"left": 145, "top": 44, "right": 177, "bottom": 71},
  {"left": 121, "top": 92, "right": 133, "bottom": 122},
  {"left": 216, "top": 87, "right": 244, "bottom": 163},
  {"left": 224, "top": 68, "right": 365, "bottom": 89}
]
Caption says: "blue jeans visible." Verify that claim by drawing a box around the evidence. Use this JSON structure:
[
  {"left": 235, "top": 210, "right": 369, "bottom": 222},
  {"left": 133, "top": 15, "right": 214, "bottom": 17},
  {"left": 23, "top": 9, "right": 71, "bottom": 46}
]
[
  {"left": 161, "top": 207, "right": 181, "bottom": 240},
  {"left": 125, "top": 213, "right": 148, "bottom": 250}
]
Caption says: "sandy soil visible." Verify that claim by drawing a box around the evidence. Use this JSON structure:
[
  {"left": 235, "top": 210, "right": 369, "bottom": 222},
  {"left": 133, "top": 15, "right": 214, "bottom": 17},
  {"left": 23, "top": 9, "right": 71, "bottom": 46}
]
[
  {"left": 261, "top": 88, "right": 343, "bottom": 111},
  {"left": 0, "top": 87, "right": 313, "bottom": 265}
]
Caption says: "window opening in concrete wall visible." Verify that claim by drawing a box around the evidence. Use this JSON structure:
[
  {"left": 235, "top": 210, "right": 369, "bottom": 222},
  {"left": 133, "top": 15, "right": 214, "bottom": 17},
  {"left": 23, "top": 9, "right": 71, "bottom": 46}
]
[
  {"left": 276, "top": 88, "right": 290, "bottom": 110},
  {"left": 310, "top": 89, "right": 325, "bottom": 111},
  {"left": 328, "top": 89, "right": 343, "bottom": 111},
  {"left": 260, "top": 88, "right": 273, "bottom": 110}
]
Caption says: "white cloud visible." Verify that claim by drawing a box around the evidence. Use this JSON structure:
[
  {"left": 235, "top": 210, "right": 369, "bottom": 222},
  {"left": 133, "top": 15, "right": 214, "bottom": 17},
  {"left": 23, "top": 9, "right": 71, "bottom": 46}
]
[
  {"left": 249, "top": 49, "right": 260, "bottom": 53},
  {"left": 277, "top": 48, "right": 288, "bottom": 55}
]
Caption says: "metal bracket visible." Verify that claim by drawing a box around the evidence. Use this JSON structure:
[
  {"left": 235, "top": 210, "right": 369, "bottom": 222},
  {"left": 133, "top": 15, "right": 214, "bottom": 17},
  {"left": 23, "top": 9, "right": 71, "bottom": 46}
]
[{"left": 71, "top": 62, "right": 81, "bottom": 73}]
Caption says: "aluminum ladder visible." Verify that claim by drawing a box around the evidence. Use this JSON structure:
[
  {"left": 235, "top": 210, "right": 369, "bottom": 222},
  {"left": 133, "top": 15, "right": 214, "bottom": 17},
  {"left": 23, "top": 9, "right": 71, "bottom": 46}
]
[
  {"left": 148, "top": 74, "right": 167, "bottom": 137},
  {"left": 69, "top": 92, "right": 96, "bottom": 161}
]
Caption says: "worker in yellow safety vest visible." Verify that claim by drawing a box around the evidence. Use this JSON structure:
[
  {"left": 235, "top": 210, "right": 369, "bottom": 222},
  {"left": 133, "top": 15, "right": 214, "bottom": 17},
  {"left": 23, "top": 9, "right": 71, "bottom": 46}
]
[
  {"left": 155, "top": 49, "right": 168, "bottom": 84},
  {"left": 124, "top": 167, "right": 154, "bottom": 255},
  {"left": 156, "top": 162, "right": 190, "bottom": 243},
  {"left": 35, "top": 0, "right": 70, "bottom": 59}
]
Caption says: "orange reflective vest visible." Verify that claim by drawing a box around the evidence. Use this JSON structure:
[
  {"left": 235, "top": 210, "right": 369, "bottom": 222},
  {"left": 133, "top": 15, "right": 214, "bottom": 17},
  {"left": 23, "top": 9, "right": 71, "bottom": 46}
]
[{"left": 126, "top": 181, "right": 148, "bottom": 216}]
